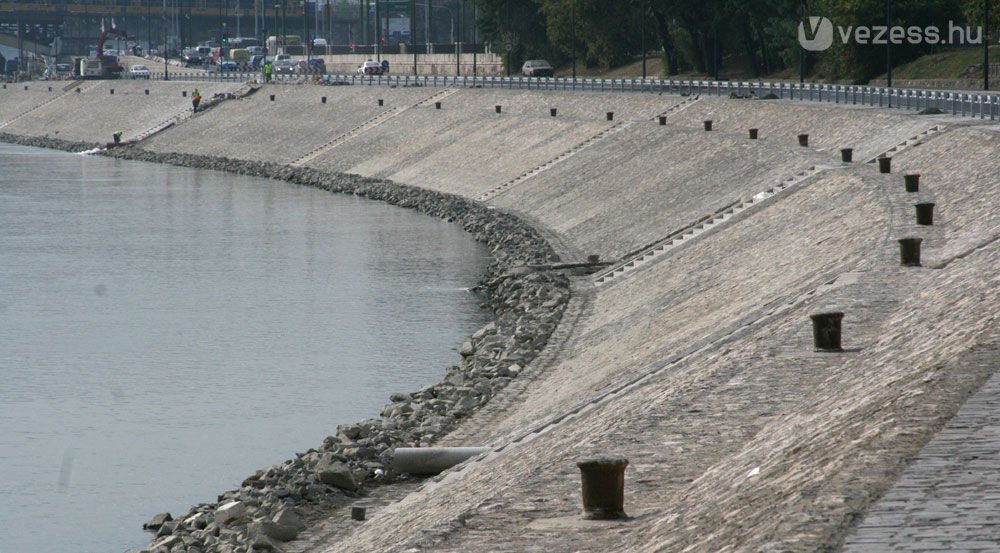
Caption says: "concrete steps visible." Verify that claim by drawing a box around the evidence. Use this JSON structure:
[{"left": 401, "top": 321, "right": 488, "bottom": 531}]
[
  {"left": 0, "top": 81, "right": 100, "bottom": 130},
  {"left": 594, "top": 164, "right": 832, "bottom": 287},
  {"left": 864, "top": 125, "right": 943, "bottom": 163},
  {"left": 290, "top": 87, "right": 459, "bottom": 167},
  {"left": 476, "top": 95, "right": 702, "bottom": 203}
]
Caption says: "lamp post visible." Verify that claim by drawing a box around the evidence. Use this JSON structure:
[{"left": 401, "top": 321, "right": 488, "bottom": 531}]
[
  {"left": 571, "top": 0, "right": 576, "bottom": 79},
  {"left": 985, "top": 0, "right": 991, "bottom": 91},
  {"left": 799, "top": 0, "right": 805, "bottom": 84},
  {"left": 885, "top": 0, "right": 895, "bottom": 108}
]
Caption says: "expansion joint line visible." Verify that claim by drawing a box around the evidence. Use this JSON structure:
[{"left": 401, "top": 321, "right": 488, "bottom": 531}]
[
  {"left": 864, "top": 125, "right": 943, "bottom": 163},
  {"left": 0, "top": 82, "right": 100, "bottom": 130},
  {"left": 594, "top": 164, "right": 833, "bottom": 287},
  {"left": 289, "top": 87, "right": 459, "bottom": 167}
]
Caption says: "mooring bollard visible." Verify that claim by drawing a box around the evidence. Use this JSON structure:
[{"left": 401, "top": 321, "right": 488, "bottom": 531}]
[
  {"left": 703, "top": 120, "right": 713, "bottom": 131},
  {"left": 899, "top": 237, "right": 923, "bottom": 266},
  {"left": 145, "top": 89, "right": 149, "bottom": 95},
  {"left": 182, "top": 90, "right": 187, "bottom": 97},
  {"left": 915, "top": 203, "right": 935, "bottom": 225},
  {"left": 48, "top": 86, "right": 52, "bottom": 92},
  {"left": 435, "top": 101, "right": 442, "bottom": 109},
  {"left": 270, "top": 94, "right": 275, "bottom": 101},
  {"left": 798, "top": 134, "right": 809, "bottom": 147},
  {"left": 24, "top": 85, "right": 28, "bottom": 90},
  {"left": 577, "top": 456, "right": 628, "bottom": 520},
  {"left": 551, "top": 108, "right": 558, "bottom": 117},
  {"left": 110, "top": 89, "right": 114, "bottom": 95},
  {"left": 659, "top": 115, "right": 667, "bottom": 125},
  {"left": 749, "top": 128, "right": 759, "bottom": 139},
  {"left": 495, "top": 105, "right": 502, "bottom": 114},
  {"left": 350, "top": 507, "right": 366, "bottom": 521},
  {"left": 606, "top": 112, "right": 614, "bottom": 121},
  {"left": 878, "top": 156, "right": 892, "bottom": 174},
  {"left": 810, "top": 312, "right": 844, "bottom": 351},
  {"left": 587, "top": 254, "right": 601, "bottom": 264},
  {"left": 321, "top": 96, "right": 327, "bottom": 103},
  {"left": 904, "top": 173, "right": 920, "bottom": 192},
  {"left": 378, "top": 98, "right": 384, "bottom": 106},
  {"left": 840, "top": 148, "right": 853, "bottom": 162}
]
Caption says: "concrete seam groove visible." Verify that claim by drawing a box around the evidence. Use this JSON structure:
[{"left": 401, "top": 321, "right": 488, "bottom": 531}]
[
  {"left": 476, "top": 97, "right": 696, "bottom": 204},
  {"left": 864, "top": 125, "right": 943, "bottom": 164},
  {"left": 593, "top": 164, "right": 832, "bottom": 287},
  {"left": 0, "top": 82, "right": 100, "bottom": 130}
]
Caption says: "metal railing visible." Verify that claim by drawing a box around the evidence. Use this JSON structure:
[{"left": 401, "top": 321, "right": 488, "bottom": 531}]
[{"left": 143, "top": 72, "right": 1000, "bottom": 121}]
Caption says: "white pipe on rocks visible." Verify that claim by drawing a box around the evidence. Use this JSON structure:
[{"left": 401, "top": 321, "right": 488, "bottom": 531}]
[{"left": 392, "top": 447, "right": 490, "bottom": 475}]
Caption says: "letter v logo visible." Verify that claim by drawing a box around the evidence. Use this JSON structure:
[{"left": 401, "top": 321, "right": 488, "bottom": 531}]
[{"left": 799, "top": 16, "right": 834, "bottom": 51}]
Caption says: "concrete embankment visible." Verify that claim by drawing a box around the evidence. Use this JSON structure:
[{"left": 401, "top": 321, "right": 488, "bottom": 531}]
[{"left": 3, "top": 80, "right": 1000, "bottom": 553}]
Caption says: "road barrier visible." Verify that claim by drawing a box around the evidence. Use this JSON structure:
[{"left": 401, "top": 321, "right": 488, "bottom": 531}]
[{"left": 137, "top": 71, "right": 1000, "bottom": 121}]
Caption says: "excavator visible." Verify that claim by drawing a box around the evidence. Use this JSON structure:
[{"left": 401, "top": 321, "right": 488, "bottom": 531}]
[{"left": 75, "top": 20, "right": 126, "bottom": 79}]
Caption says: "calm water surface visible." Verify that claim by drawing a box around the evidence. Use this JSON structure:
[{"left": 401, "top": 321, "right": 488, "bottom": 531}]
[{"left": 0, "top": 144, "right": 491, "bottom": 553}]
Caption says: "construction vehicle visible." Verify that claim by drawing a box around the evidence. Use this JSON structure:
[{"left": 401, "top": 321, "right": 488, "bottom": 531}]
[{"left": 75, "top": 20, "right": 126, "bottom": 79}]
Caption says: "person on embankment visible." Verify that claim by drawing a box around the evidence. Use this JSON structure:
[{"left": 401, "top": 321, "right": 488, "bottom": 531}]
[{"left": 192, "top": 88, "right": 202, "bottom": 113}]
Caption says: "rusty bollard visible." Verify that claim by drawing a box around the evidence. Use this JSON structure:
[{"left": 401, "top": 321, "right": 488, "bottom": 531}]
[
  {"left": 495, "top": 105, "right": 502, "bottom": 114},
  {"left": 145, "top": 89, "right": 149, "bottom": 95},
  {"left": 321, "top": 96, "right": 327, "bottom": 103},
  {"left": 904, "top": 174, "right": 920, "bottom": 193},
  {"left": 810, "top": 312, "right": 844, "bottom": 351},
  {"left": 587, "top": 254, "right": 601, "bottom": 264},
  {"left": 110, "top": 89, "right": 114, "bottom": 95},
  {"left": 703, "top": 120, "right": 713, "bottom": 131},
  {"left": 606, "top": 112, "right": 614, "bottom": 121},
  {"left": 378, "top": 98, "right": 384, "bottom": 106},
  {"left": 798, "top": 134, "right": 809, "bottom": 147},
  {"left": 899, "top": 237, "right": 923, "bottom": 266},
  {"left": 915, "top": 203, "right": 935, "bottom": 226},
  {"left": 577, "top": 456, "right": 628, "bottom": 520},
  {"left": 659, "top": 115, "right": 667, "bottom": 125},
  {"left": 270, "top": 94, "right": 275, "bottom": 101},
  {"left": 350, "top": 507, "right": 366, "bottom": 521},
  {"left": 551, "top": 108, "right": 558, "bottom": 117},
  {"left": 841, "top": 148, "right": 853, "bottom": 163},
  {"left": 182, "top": 90, "right": 187, "bottom": 97},
  {"left": 435, "top": 101, "right": 442, "bottom": 109},
  {"left": 749, "top": 128, "right": 759, "bottom": 139},
  {"left": 878, "top": 156, "right": 892, "bottom": 174}
]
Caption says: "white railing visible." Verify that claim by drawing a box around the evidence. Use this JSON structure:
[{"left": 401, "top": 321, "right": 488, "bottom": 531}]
[{"left": 146, "top": 72, "right": 1000, "bottom": 121}]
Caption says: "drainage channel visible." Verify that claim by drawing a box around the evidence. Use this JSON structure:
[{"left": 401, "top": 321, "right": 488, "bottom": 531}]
[
  {"left": 594, "top": 164, "right": 835, "bottom": 287},
  {"left": 476, "top": 96, "right": 702, "bottom": 203},
  {"left": 289, "top": 87, "right": 459, "bottom": 167}
]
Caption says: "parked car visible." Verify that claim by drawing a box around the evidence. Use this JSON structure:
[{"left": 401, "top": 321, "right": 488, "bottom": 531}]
[
  {"left": 358, "top": 60, "right": 383, "bottom": 75},
  {"left": 129, "top": 64, "right": 151, "bottom": 79},
  {"left": 522, "top": 59, "right": 554, "bottom": 77},
  {"left": 217, "top": 60, "right": 238, "bottom": 72},
  {"left": 55, "top": 63, "right": 72, "bottom": 77}
]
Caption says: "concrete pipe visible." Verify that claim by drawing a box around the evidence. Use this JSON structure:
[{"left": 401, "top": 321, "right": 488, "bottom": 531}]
[{"left": 392, "top": 447, "right": 490, "bottom": 475}]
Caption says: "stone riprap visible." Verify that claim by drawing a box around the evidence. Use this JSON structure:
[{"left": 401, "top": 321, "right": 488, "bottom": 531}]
[{"left": 2, "top": 82, "right": 999, "bottom": 553}]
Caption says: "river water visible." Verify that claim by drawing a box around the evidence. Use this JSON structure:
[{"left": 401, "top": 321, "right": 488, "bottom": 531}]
[{"left": 0, "top": 143, "right": 491, "bottom": 553}]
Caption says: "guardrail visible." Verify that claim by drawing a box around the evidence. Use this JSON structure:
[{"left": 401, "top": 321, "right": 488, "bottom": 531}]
[{"left": 142, "top": 72, "right": 1000, "bottom": 120}]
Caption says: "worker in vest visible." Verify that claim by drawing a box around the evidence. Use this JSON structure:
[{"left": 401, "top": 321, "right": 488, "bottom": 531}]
[
  {"left": 113, "top": 130, "right": 123, "bottom": 145},
  {"left": 191, "top": 88, "right": 201, "bottom": 112},
  {"left": 263, "top": 61, "right": 273, "bottom": 83}
]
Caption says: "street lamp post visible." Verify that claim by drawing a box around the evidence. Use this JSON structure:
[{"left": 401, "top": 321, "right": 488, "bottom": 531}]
[
  {"left": 799, "top": 0, "right": 805, "bottom": 84},
  {"left": 571, "top": 0, "right": 576, "bottom": 79},
  {"left": 985, "top": 0, "right": 991, "bottom": 91}
]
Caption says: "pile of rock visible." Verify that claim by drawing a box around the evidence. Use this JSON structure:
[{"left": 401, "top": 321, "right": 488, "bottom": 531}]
[{"left": 77, "top": 149, "right": 573, "bottom": 553}]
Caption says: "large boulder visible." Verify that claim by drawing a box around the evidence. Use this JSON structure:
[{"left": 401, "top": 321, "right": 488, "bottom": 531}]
[
  {"left": 214, "top": 500, "right": 247, "bottom": 526},
  {"left": 315, "top": 459, "right": 359, "bottom": 491},
  {"left": 143, "top": 512, "right": 173, "bottom": 531}
]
